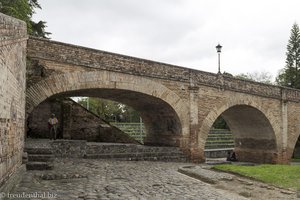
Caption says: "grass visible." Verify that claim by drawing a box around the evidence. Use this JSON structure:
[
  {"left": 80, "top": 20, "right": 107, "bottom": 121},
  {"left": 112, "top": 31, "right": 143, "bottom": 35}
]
[{"left": 213, "top": 164, "right": 300, "bottom": 190}]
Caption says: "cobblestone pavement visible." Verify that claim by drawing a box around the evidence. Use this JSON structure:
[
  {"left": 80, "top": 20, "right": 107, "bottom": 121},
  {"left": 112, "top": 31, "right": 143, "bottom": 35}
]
[{"left": 10, "top": 159, "right": 248, "bottom": 200}]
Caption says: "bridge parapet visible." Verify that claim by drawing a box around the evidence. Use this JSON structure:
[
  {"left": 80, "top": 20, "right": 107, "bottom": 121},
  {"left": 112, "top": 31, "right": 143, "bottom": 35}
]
[
  {"left": 27, "top": 37, "right": 300, "bottom": 102},
  {"left": 27, "top": 37, "right": 190, "bottom": 82}
]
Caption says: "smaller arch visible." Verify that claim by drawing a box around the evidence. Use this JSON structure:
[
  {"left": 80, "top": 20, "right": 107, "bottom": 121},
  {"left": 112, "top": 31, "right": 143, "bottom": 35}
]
[
  {"left": 292, "top": 135, "right": 300, "bottom": 160},
  {"left": 200, "top": 100, "right": 279, "bottom": 163}
]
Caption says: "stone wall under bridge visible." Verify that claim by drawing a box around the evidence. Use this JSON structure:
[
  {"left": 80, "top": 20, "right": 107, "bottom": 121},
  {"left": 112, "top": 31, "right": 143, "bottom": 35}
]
[
  {"left": 27, "top": 97, "right": 139, "bottom": 144},
  {"left": 26, "top": 37, "right": 300, "bottom": 164}
]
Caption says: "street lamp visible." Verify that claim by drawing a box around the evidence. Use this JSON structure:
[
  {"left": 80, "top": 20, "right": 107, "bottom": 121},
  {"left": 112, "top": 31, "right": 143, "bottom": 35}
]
[{"left": 216, "top": 44, "right": 222, "bottom": 74}]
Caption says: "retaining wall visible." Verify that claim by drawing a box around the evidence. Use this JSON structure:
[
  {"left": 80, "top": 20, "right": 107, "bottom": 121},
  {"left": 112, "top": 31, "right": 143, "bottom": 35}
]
[{"left": 0, "top": 13, "right": 27, "bottom": 188}]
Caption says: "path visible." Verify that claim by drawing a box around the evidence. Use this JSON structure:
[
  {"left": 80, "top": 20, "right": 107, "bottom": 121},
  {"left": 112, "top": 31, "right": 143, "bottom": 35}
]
[{"left": 8, "top": 159, "right": 298, "bottom": 200}]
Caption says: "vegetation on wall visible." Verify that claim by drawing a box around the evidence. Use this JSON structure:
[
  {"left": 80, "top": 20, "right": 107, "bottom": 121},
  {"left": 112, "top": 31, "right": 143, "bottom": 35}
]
[{"left": 0, "top": 0, "right": 50, "bottom": 38}]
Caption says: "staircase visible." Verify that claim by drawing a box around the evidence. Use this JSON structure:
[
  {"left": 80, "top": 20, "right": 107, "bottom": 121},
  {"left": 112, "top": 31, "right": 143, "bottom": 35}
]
[
  {"left": 85, "top": 143, "right": 188, "bottom": 162},
  {"left": 111, "top": 123, "right": 145, "bottom": 143},
  {"left": 205, "top": 129, "right": 234, "bottom": 149},
  {"left": 24, "top": 139, "right": 54, "bottom": 170}
]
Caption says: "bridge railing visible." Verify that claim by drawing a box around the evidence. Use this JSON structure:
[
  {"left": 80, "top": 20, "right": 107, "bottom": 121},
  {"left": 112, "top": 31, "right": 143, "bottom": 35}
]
[{"left": 111, "top": 122, "right": 145, "bottom": 143}]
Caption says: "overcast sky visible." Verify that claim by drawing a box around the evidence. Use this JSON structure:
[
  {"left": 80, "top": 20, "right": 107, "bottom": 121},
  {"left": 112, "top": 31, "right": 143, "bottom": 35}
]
[{"left": 33, "top": 0, "right": 300, "bottom": 80}]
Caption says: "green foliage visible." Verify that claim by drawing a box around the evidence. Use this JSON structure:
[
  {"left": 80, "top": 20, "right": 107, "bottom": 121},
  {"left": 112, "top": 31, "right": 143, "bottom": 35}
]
[
  {"left": 236, "top": 71, "right": 273, "bottom": 84},
  {"left": 222, "top": 71, "right": 233, "bottom": 77},
  {"left": 0, "top": 0, "right": 50, "bottom": 38},
  {"left": 276, "top": 23, "right": 300, "bottom": 88},
  {"left": 212, "top": 116, "right": 229, "bottom": 130},
  {"left": 213, "top": 164, "right": 300, "bottom": 190},
  {"left": 78, "top": 97, "right": 141, "bottom": 122},
  {"left": 31, "top": 20, "right": 51, "bottom": 38}
]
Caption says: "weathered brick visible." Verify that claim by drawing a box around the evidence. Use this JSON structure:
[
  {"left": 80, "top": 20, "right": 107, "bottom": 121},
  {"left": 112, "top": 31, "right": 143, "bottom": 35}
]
[{"left": 0, "top": 13, "right": 27, "bottom": 187}]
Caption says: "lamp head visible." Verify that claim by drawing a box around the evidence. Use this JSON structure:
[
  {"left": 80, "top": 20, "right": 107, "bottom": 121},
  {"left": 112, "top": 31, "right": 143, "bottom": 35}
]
[{"left": 216, "top": 44, "right": 222, "bottom": 53}]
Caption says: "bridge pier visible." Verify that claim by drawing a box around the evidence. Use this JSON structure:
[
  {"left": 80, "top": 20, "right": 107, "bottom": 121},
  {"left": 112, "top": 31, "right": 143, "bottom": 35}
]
[{"left": 275, "top": 148, "right": 293, "bottom": 164}]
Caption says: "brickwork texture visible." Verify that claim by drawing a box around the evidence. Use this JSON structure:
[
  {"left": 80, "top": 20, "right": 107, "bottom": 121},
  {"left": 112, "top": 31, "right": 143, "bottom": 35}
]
[{"left": 0, "top": 13, "right": 27, "bottom": 187}]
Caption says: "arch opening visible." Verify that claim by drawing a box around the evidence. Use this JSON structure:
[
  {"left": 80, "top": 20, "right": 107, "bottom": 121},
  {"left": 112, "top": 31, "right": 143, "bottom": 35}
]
[
  {"left": 292, "top": 136, "right": 300, "bottom": 160},
  {"left": 27, "top": 88, "right": 183, "bottom": 147},
  {"left": 204, "top": 105, "right": 277, "bottom": 163}
]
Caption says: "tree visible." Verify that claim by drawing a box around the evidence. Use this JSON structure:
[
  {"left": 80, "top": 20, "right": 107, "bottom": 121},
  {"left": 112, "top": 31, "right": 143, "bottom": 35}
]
[
  {"left": 77, "top": 97, "right": 141, "bottom": 122},
  {"left": 0, "top": 0, "right": 50, "bottom": 38},
  {"left": 212, "top": 116, "right": 229, "bottom": 130},
  {"left": 236, "top": 71, "right": 273, "bottom": 84},
  {"left": 276, "top": 23, "right": 300, "bottom": 88},
  {"left": 222, "top": 71, "right": 233, "bottom": 77}
]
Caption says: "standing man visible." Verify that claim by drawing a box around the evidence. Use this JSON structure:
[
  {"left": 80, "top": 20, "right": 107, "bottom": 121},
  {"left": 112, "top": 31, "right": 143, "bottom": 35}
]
[{"left": 48, "top": 113, "right": 58, "bottom": 140}]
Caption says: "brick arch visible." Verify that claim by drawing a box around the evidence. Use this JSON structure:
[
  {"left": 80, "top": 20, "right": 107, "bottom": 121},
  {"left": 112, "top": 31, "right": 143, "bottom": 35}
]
[
  {"left": 288, "top": 114, "right": 300, "bottom": 162},
  {"left": 26, "top": 70, "right": 190, "bottom": 147},
  {"left": 199, "top": 98, "right": 281, "bottom": 163}
]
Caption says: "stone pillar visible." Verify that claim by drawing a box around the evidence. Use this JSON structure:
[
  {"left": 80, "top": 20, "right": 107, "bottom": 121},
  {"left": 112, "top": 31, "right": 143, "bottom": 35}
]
[
  {"left": 278, "top": 88, "right": 290, "bottom": 164},
  {"left": 62, "top": 101, "right": 72, "bottom": 139},
  {"left": 188, "top": 85, "right": 204, "bottom": 162}
]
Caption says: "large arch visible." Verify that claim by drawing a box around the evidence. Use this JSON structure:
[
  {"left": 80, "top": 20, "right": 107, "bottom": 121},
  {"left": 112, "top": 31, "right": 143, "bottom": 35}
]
[
  {"left": 199, "top": 98, "right": 281, "bottom": 163},
  {"left": 26, "top": 70, "right": 190, "bottom": 148}
]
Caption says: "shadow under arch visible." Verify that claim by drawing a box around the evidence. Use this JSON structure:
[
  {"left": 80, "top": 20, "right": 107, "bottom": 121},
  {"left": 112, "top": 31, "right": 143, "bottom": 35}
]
[
  {"left": 26, "top": 70, "right": 190, "bottom": 148},
  {"left": 200, "top": 103, "right": 279, "bottom": 163},
  {"left": 292, "top": 135, "right": 300, "bottom": 159}
]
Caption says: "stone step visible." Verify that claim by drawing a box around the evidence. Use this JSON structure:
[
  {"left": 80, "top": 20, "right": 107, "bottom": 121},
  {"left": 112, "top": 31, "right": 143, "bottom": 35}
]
[
  {"left": 86, "top": 151, "right": 185, "bottom": 158},
  {"left": 26, "top": 162, "right": 54, "bottom": 170},
  {"left": 206, "top": 138, "right": 234, "bottom": 141},
  {"left": 207, "top": 133, "right": 233, "bottom": 136},
  {"left": 25, "top": 148, "right": 53, "bottom": 155},
  {"left": 205, "top": 148, "right": 234, "bottom": 158},
  {"left": 205, "top": 141, "right": 234, "bottom": 145},
  {"left": 28, "top": 154, "right": 54, "bottom": 162},
  {"left": 205, "top": 144, "right": 235, "bottom": 149},
  {"left": 85, "top": 153, "right": 188, "bottom": 162},
  {"left": 205, "top": 143, "right": 235, "bottom": 146},
  {"left": 207, "top": 139, "right": 233, "bottom": 142},
  {"left": 206, "top": 137, "right": 233, "bottom": 140},
  {"left": 86, "top": 143, "right": 182, "bottom": 154}
]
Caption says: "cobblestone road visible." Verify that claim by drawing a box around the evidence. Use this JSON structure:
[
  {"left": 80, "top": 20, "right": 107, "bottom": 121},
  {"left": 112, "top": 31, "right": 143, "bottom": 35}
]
[{"left": 10, "top": 159, "right": 247, "bottom": 200}]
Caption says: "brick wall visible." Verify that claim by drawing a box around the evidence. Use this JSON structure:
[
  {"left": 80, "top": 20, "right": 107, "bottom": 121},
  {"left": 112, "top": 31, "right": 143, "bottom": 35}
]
[{"left": 0, "top": 13, "right": 27, "bottom": 187}]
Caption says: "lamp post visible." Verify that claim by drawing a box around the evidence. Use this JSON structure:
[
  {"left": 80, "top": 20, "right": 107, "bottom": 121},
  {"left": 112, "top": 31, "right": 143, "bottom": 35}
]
[{"left": 216, "top": 44, "right": 222, "bottom": 74}]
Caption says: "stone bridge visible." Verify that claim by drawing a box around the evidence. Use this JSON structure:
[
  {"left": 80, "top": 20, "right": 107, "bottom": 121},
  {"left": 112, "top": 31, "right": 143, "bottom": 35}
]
[{"left": 26, "top": 37, "right": 300, "bottom": 164}]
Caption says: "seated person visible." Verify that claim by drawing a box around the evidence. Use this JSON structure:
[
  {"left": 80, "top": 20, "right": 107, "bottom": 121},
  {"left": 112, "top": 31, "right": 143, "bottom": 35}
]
[{"left": 226, "top": 151, "right": 238, "bottom": 162}]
